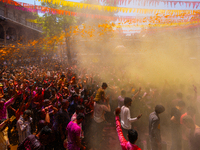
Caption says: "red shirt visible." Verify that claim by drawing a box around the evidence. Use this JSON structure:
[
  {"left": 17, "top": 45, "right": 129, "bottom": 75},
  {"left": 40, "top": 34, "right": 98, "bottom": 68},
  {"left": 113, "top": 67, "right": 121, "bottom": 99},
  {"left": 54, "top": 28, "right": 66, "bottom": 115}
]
[
  {"left": 33, "top": 91, "right": 44, "bottom": 110},
  {"left": 115, "top": 116, "right": 141, "bottom": 150}
]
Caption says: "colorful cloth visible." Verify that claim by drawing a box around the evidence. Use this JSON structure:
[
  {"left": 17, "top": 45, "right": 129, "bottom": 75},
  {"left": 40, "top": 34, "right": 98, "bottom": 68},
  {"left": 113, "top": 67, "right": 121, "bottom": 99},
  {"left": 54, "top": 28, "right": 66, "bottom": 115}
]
[
  {"left": 66, "top": 121, "right": 81, "bottom": 150},
  {"left": 115, "top": 116, "right": 141, "bottom": 150},
  {"left": 0, "top": 97, "right": 14, "bottom": 121}
]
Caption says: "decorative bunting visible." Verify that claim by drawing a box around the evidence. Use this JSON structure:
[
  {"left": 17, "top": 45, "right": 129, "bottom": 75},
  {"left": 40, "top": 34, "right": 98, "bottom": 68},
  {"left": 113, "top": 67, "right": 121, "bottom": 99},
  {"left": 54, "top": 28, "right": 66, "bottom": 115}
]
[
  {"left": 6, "top": 4, "right": 199, "bottom": 26},
  {"left": 3, "top": 0, "right": 199, "bottom": 25},
  {"left": 36, "top": 0, "right": 200, "bottom": 15},
  {"left": 1, "top": 0, "right": 200, "bottom": 28},
  {"left": 84, "top": 0, "right": 200, "bottom": 9}
]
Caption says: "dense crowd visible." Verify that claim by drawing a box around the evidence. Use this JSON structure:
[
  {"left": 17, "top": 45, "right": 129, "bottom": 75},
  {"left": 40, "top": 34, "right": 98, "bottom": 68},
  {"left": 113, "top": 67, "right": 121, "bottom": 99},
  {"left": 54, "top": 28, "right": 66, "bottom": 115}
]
[{"left": 0, "top": 59, "right": 200, "bottom": 150}]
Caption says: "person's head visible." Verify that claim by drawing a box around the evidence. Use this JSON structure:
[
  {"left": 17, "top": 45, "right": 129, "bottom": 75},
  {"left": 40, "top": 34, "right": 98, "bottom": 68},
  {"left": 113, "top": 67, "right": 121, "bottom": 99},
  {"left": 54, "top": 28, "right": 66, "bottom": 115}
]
[
  {"left": 61, "top": 99, "right": 69, "bottom": 110},
  {"left": 182, "top": 115, "right": 195, "bottom": 129},
  {"left": 73, "top": 94, "right": 79, "bottom": 101},
  {"left": 124, "top": 97, "right": 132, "bottom": 107},
  {"left": 187, "top": 106, "right": 196, "bottom": 117},
  {"left": 23, "top": 110, "right": 32, "bottom": 121},
  {"left": 61, "top": 74, "right": 65, "bottom": 79},
  {"left": 43, "top": 99, "right": 51, "bottom": 107},
  {"left": 76, "top": 113, "right": 85, "bottom": 124},
  {"left": 76, "top": 105, "right": 85, "bottom": 114},
  {"left": 102, "top": 82, "right": 108, "bottom": 90},
  {"left": 0, "top": 99, "right": 5, "bottom": 109},
  {"left": 155, "top": 105, "right": 165, "bottom": 114},
  {"left": 75, "top": 87, "right": 79, "bottom": 94},
  {"left": 177, "top": 100, "right": 185, "bottom": 110},
  {"left": 121, "top": 90, "right": 126, "bottom": 97},
  {"left": 37, "top": 120, "right": 46, "bottom": 133},
  {"left": 37, "top": 87, "right": 42, "bottom": 95},
  {"left": 64, "top": 87, "right": 69, "bottom": 94},
  {"left": 128, "top": 129, "right": 138, "bottom": 144},
  {"left": 177, "top": 92, "right": 183, "bottom": 99},
  {"left": 39, "top": 126, "right": 52, "bottom": 145}
]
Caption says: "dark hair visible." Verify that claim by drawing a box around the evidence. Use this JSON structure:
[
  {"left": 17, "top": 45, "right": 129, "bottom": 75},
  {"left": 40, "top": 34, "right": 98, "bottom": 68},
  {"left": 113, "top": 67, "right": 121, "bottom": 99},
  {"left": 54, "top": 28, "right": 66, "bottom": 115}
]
[
  {"left": 177, "top": 101, "right": 185, "bottom": 107},
  {"left": 155, "top": 105, "right": 165, "bottom": 114},
  {"left": 124, "top": 97, "right": 132, "bottom": 106},
  {"left": 102, "top": 82, "right": 108, "bottom": 88},
  {"left": 40, "top": 126, "right": 52, "bottom": 135},
  {"left": 58, "top": 103, "right": 61, "bottom": 109},
  {"left": 61, "top": 74, "right": 65, "bottom": 78},
  {"left": 61, "top": 99, "right": 68, "bottom": 105},
  {"left": 23, "top": 110, "right": 32, "bottom": 116},
  {"left": 128, "top": 129, "right": 138, "bottom": 144},
  {"left": 76, "top": 113, "right": 85, "bottom": 121},
  {"left": 73, "top": 94, "right": 79, "bottom": 97},
  {"left": 121, "top": 90, "right": 126, "bottom": 96},
  {"left": 38, "top": 120, "right": 46, "bottom": 132},
  {"left": 182, "top": 115, "right": 194, "bottom": 125},
  {"left": 76, "top": 105, "right": 82, "bottom": 111},
  {"left": 76, "top": 105, "right": 85, "bottom": 112}
]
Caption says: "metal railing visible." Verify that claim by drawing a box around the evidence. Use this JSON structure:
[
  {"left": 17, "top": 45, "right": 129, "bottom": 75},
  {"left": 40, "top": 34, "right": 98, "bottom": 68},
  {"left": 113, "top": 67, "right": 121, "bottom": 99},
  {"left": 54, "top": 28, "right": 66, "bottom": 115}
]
[{"left": 0, "top": 8, "right": 42, "bottom": 32}]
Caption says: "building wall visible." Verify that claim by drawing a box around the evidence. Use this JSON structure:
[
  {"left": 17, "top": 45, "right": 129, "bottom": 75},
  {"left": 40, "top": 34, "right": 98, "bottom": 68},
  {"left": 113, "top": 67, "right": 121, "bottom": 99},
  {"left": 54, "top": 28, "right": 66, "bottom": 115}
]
[{"left": 0, "top": 2, "right": 42, "bottom": 46}]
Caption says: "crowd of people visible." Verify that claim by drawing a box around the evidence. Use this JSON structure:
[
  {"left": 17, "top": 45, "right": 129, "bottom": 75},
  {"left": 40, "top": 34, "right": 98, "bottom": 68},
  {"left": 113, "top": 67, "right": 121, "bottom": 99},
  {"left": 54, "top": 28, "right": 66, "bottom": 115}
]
[{"left": 0, "top": 59, "right": 200, "bottom": 150}]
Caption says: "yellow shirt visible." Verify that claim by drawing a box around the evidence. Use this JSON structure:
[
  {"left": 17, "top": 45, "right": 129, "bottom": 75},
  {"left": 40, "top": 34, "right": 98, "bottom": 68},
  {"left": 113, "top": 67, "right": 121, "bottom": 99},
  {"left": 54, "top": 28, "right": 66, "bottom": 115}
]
[{"left": 94, "top": 88, "right": 105, "bottom": 102}]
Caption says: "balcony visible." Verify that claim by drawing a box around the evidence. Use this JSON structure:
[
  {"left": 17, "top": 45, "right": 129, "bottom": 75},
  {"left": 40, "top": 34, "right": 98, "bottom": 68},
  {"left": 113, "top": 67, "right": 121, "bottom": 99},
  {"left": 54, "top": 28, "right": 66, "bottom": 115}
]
[{"left": 0, "top": 8, "right": 42, "bottom": 33}]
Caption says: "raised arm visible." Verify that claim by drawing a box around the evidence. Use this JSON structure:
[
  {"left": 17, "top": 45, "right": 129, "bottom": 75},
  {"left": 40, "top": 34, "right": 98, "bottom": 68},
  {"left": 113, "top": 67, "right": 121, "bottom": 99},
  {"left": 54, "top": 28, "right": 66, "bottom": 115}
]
[
  {"left": 132, "top": 87, "right": 141, "bottom": 100},
  {"left": 115, "top": 108, "right": 127, "bottom": 146},
  {"left": 5, "top": 91, "right": 19, "bottom": 107},
  {"left": 127, "top": 108, "right": 141, "bottom": 123}
]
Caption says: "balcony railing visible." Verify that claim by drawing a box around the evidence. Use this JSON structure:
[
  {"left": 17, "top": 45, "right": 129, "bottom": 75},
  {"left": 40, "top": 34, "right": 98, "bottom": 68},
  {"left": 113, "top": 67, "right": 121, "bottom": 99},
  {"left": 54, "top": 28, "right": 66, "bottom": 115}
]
[{"left": 0, "top": 8, "right": 42, "bottom": 33}]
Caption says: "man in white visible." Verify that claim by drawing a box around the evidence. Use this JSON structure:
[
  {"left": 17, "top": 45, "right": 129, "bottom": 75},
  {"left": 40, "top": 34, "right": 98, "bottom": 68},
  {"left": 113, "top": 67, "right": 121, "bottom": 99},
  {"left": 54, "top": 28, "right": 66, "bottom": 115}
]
[
  {"left": 120, "top": 97, "right": 142, "bottom": 140},
  {"left": 118, "top": 90, "right": 126, "bottom": 108},
  {"left": 17, "top": 110, "right": 32, "bottom": 144},
  {"left": 93, "top": 97, "right": 110, "bottom": 148}
]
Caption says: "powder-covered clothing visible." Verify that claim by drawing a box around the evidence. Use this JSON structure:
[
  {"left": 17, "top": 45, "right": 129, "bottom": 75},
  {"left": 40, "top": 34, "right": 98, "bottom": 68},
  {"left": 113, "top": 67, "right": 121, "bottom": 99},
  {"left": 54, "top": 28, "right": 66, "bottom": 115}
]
[
  {"left": 0, "top": 97, "right": 14, "bottom": 121},
  {"left": 17, "top": 115, "right": 32, "bottom": 144},
  {"left": 171, "top": 107, "right": 182, "bottom": 128},
  {"left": 0, "top": 121, "right": 8, "bottom": 150},
  {"left": 66, "top": 121, "right": 81, "bottom": 150},
  {"left": 120, "top": 106, "right": 137, "bottom": 130},
  {"left": 115, "top": 116, "right": 141, "bottom": 150},
  {"left": 94, "top": 88, "right": 105, "bottom": 102},
  {"left": 71, "top": 112, "right": 82, "bottom": 137},
  {"left": 189, "top": 127, "right": 200, "bottom": 150},
  {"left": 54, "top": 109, "right": 70, "bottom": 134},
  {"left": 17, "top": 135, "right": 44, "bottom": 150},
  {"left": 149, "top": 111, "right": 161, "bottom": 142},
  {"left": 93, "top": 102, "right": 110, "bottom": 123}
]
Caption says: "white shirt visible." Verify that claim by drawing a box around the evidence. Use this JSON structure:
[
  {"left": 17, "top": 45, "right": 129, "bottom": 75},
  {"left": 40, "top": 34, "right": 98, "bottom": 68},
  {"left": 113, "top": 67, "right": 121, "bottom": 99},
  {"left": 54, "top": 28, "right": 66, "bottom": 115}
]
[
  {"left": 120, "top": 106, "right": 137, "bottom": 129},
  {"left": 17, "top": 116, "right": 32, "bottom": 144},
  {"left": 118, "top": 96, "right": 125, "bottom": 108},
  {"left": 94, "top": 102, "right": 111, "bottom": 123}
]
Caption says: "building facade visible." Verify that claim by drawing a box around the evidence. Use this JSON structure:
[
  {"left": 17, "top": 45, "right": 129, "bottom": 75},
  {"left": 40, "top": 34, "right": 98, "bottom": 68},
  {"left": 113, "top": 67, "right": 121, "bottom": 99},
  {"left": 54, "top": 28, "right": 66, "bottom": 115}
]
[{"left": 0, "top": 1, "right": 42, "bottom": 46}]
